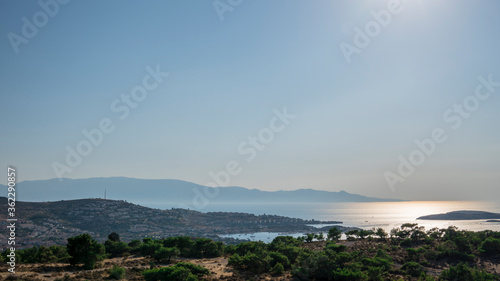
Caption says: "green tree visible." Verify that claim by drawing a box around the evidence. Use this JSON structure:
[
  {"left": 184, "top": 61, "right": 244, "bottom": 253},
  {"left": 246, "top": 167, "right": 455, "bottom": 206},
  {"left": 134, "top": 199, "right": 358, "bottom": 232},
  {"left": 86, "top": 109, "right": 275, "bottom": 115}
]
[
  {"left": 128, "top": 239, "right": 142, "bottom": 248},
  {"left": 327, "top": 227, "right": 342, "bottom": 241},
  {"left": 315, "top": 232, "right": 325, "bottom": 241},
  {"left": 190, "top": 238, "right": 223, "bottom": 258},
  {"left": 66, "top": 233, "right": 106, "bottom": 269},
  {"left": 108, "top": 232, "right": 121, "bottom": 242},
  {"left": 140, "top": 240, "right": 161, "bottom": 257},
  {"left": 402, "top": 261, "right": 424, "bottom": 277},
  {"left": 105, "top": 240, "right": 130, "bottom": 258},
  {"left": 346, "top": 229, "right": 360, "bottom": 240},
  {"left": 153, "top": 247, "right": 180, "bottom": 263},
  {"left": 305, "top": 233, "right": 315, "bottom": 243},
  {"left": 374, "top": 228, "right": 388, "bottom": 239},
  {"left": 358, "top": 229, "right": 374, "bottom": 239},
  {"left": 269, "top": 251, "right": 290, "bottom": 269}
]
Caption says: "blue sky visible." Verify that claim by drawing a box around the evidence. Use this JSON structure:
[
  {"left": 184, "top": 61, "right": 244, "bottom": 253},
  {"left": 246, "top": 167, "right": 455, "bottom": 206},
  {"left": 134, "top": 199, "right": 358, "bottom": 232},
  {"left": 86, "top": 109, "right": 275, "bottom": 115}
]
[{"left": 0, "top": 0, "right": 499, "bottom": 200}]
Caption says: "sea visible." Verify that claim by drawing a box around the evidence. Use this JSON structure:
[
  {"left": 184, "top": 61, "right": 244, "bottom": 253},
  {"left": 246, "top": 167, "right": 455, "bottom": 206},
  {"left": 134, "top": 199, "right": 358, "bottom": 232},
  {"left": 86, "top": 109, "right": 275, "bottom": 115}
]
[{"left": 150, "top": 201, "right": 500, "bottom": 243}]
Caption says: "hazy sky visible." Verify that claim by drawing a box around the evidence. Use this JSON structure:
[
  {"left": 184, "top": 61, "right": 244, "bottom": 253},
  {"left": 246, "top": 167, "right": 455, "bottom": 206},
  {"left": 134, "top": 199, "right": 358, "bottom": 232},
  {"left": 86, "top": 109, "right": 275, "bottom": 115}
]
[{"left": 1, "top": 0, "right": 499, "bottom": 201}]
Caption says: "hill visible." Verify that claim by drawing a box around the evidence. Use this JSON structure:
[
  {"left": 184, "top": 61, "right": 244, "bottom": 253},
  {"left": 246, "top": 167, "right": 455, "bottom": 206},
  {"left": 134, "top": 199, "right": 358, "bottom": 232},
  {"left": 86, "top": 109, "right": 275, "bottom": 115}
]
[
  {"left": 0, "top": 197, "right": 348, "bottom": 247},
  {"left": 417, "top": 210, "right": 500, "bottom": 220},
  {"left": 0, "top": 177, "right": 403, "bottom": 210}
]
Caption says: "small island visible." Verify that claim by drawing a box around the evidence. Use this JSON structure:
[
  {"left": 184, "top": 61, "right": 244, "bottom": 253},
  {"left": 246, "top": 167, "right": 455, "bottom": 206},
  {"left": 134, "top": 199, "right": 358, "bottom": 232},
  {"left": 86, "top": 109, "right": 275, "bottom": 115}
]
[{"left": 417, "top": 210, "right": 500, "bottom": 220}]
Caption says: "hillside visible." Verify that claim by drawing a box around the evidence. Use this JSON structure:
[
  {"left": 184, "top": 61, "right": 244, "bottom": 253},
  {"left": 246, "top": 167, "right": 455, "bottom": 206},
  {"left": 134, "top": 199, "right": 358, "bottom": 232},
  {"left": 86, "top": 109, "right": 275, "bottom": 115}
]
[
  {"left": 0, "top": 197, "right": 348, "bottom": 247},
  {"left": 0, "top": 177, "right": 403, "bottom": 210}
]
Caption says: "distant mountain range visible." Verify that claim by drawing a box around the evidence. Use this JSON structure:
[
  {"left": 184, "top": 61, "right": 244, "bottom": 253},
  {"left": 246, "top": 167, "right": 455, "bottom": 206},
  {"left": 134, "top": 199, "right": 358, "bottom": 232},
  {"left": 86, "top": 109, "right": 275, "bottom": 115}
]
[{"left": 1, "top": 177, "right": 403, "bottom": 210}]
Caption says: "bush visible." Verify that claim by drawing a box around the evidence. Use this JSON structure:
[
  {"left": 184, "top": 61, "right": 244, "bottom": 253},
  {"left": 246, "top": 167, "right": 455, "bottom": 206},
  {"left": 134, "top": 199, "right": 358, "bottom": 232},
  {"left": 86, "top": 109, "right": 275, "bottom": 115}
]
[
  {"left": 269, "top": 251, "right": 290, "bottom": 269},
  {"left": 162, "top": 236, "right": 195, "bottom": 257},
  {"left": 272, "top": 244, "right": 303, "bottom": 264},
  {"left": 479, "top": 237, "right": 500, "bottom": 256},
  {"left": 190, "top": 238, "right": 223, "bottom": 258},
  {"left": 271, "top": 262, "right": 284, "bottom": 276},
  {"left": 402, "top": 261, "right": 424, "bottom": 277},
  {"left": 270, "top": 236, "right": 302, "bottom": 250},
  {"left": 361, "top": 257, "right": 392, "bottom": 272},
  {"left": 325, "top": 242, "right": 347, "bottom": 253},
  {"left": 17, "top": 245, "right": 69, "bottom": 263},
  {"left": 229, "top": 252, "right": 269, "bottom": 274},
  {"left": 331, "top": 267, "right": 368, "bottom": 281},
  {"left": 400, "top": 238, "right": 413, "bottom": 247},
  {"left": 108, "top": 265, "right": 126, "bottom": 280},
  {"left": 143, "top": 262, "right": 209, "bottom": 281},
  {"left": 224, "top": 244, "right": 236, "bottom": 255},
  {"left": 105, "top": 240, "right": 130, "bottom": 258},
  {"left": 128, "top": 239, "right": 142, "bottom": 249},
  {"left": 374, "top": 249, "right": 392, "bottom": 261},
  {"left": 233, "top": 241, "right": 268, "bottom": 257},
  {"left": 439, "top": 262, "right": 498, "bottom": 281},
  {"left": 140, "top": 241, "right": 161, "bottom": 257}
]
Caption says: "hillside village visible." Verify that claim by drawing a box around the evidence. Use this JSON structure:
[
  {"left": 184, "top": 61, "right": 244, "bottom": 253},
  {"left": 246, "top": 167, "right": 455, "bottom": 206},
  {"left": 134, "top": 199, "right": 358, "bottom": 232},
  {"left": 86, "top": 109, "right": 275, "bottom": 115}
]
[{"left": 0, "top": 197, "right": 347, "bottom": 249}]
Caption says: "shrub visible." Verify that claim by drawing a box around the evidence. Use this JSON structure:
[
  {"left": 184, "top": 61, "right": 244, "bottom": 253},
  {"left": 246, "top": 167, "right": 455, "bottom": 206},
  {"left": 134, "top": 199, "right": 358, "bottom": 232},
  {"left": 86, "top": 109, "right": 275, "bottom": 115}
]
[
  {"left": 105, "top": 240, "right": 130, "bottom": 258},
  {"left": 361, "top": 257, "right": 392, "bottom": 271},
  {"left": 271, "top": 262, "right": 284, "bottom": 276},
  {"left": 269, "top": 251, "right": 290, "bottom": 269},
  {"left": 128, "top": 239, "right": 142, "bottom": 248},
  {"left": 108, "top": 265, "right": 126, "bottom": 280},
  {"left": 402, "top": 261, "right": 425, "bottom": 277},
  {"left": 479, "top": 237, "right": 500, "bottom": 256},
  {"left": 439, "top": 262, "right": 498, "bottom": 281},
  {"left": 162, "top": 236, "right": 194, "bottom": 257},
  {"left": 331, "top": 267, "right": 368, "bottom": 281},
  {"left": 374, "top": 249, "right": 392, "bottom": 262},
  {"left": 18, "top": 246, "right": 69, "bottom": 263},
  {"left": 190, "top": 238, "right": 223, "bottom": 258},
  {"left": 400, "top": 238, "right": 413, "bottom": 247},
  {"left": 236, "top": 253, "right": 269, "bottom": 273},
  {"left": 143, "top": 262, "right": 209, "bottom": 281},
  {"left": 270, "top": 236, "right": 302, "bottom": 250},
  {"left": 325, "top": 242, "right": 347, "bottom": 253},
  {"left": 140, "top": 241, "right": 161, "bottom": 257},
  {"left": 224, "top": 244, "right": 236, "bottom": 255},
  {"left": 233, "top": 241, "right": 268, "bottom": 257}
]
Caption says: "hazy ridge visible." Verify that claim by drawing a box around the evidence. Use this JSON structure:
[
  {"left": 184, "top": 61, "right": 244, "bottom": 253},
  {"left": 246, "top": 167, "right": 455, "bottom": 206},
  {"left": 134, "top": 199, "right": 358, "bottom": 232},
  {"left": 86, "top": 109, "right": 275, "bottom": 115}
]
[{"left": 1, "top": 177, "right": 404, "bottom": 209}]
